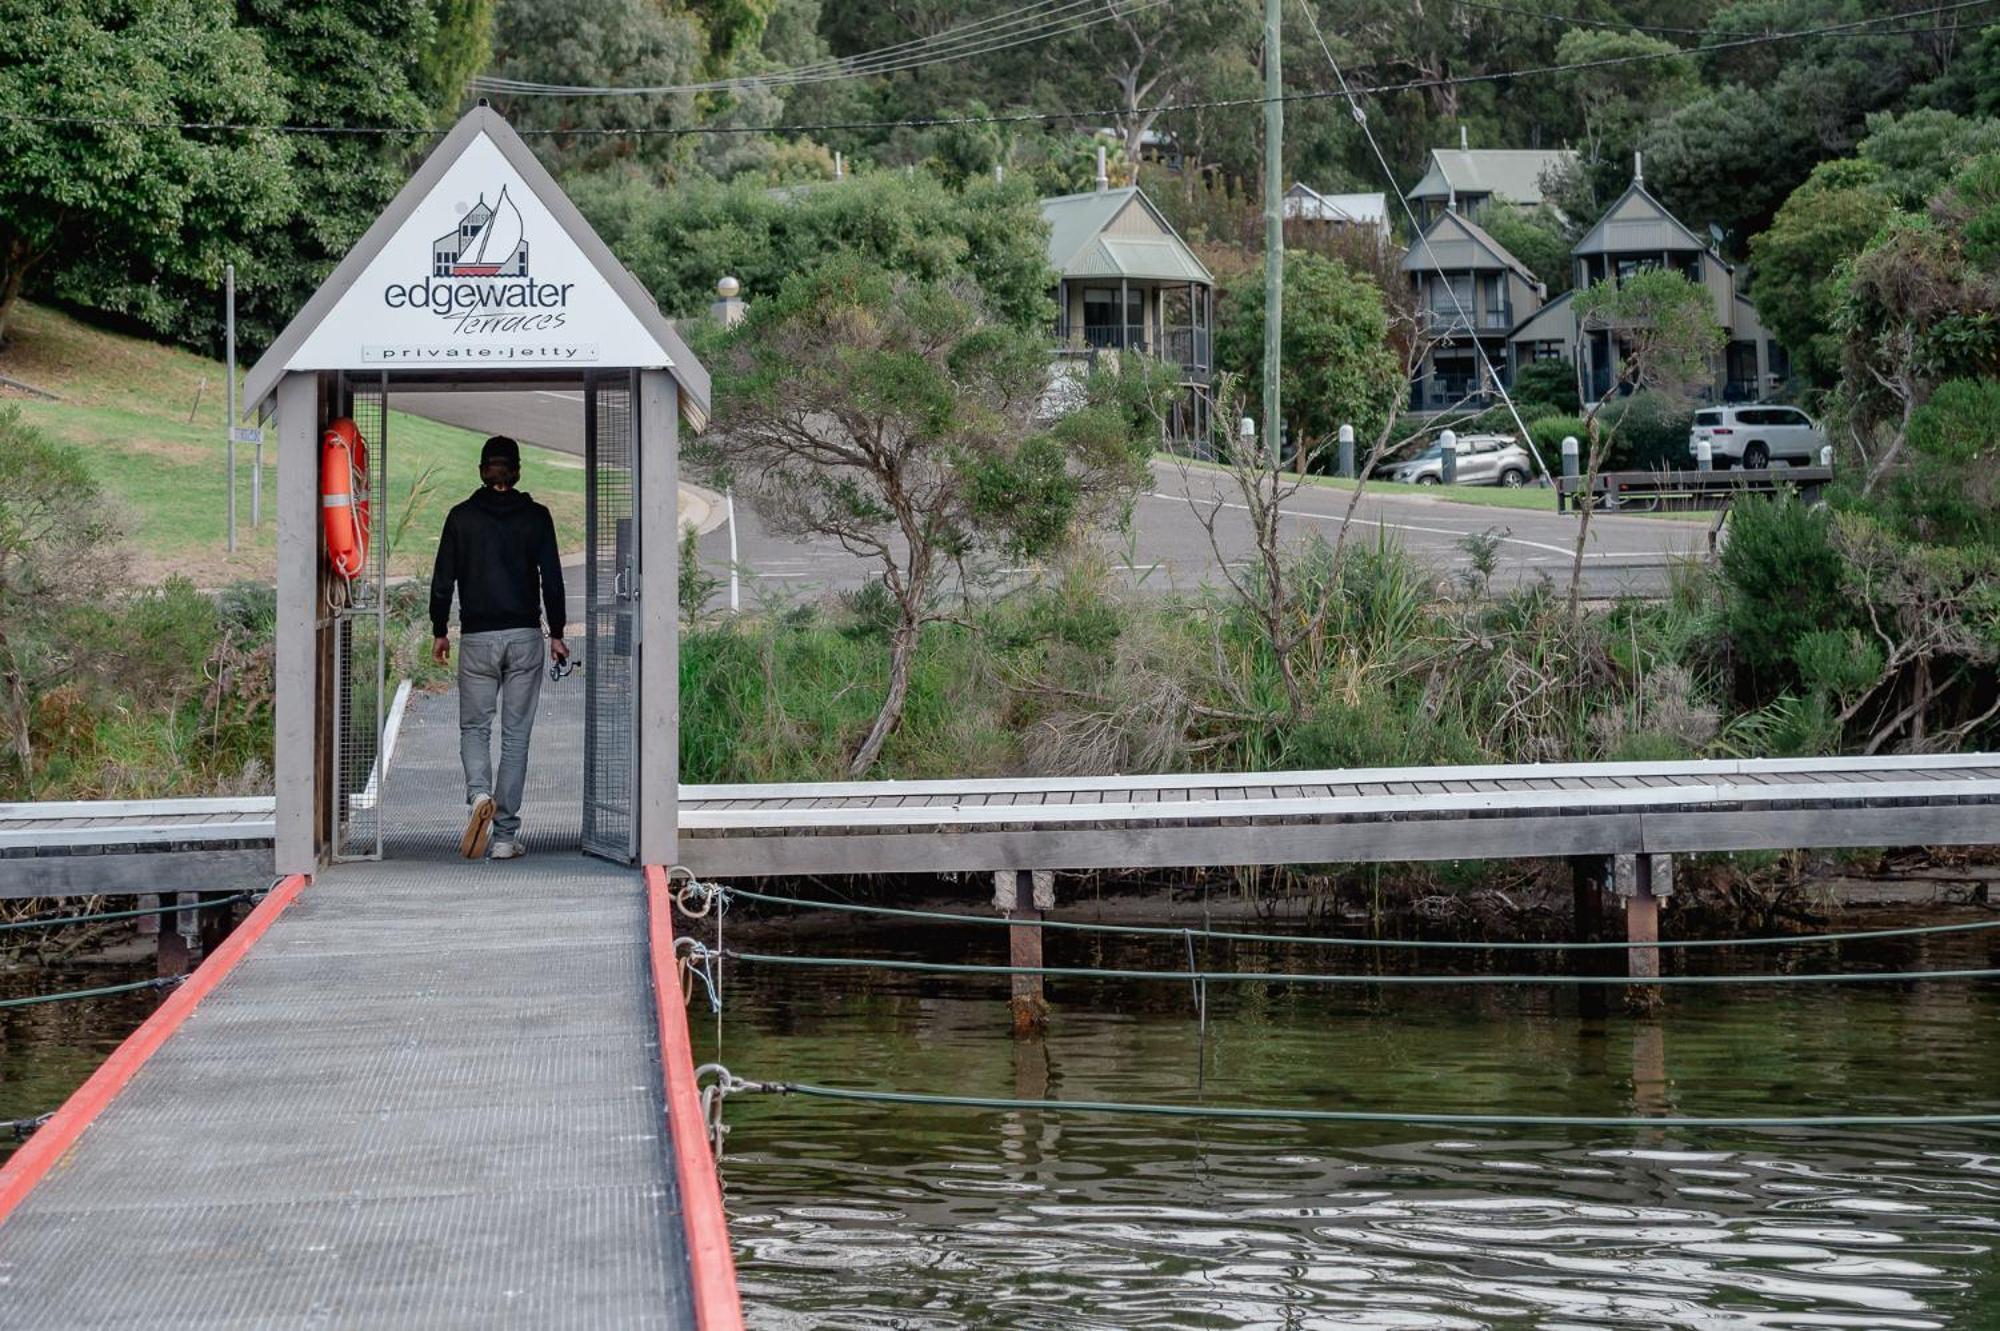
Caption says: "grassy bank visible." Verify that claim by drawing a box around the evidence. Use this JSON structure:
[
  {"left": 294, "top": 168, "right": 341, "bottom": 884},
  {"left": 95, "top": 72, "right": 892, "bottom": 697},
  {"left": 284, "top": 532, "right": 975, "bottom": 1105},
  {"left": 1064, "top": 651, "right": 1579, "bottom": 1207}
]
[{"left": 0, "top": 302, "right": 584, "bottom": 585}]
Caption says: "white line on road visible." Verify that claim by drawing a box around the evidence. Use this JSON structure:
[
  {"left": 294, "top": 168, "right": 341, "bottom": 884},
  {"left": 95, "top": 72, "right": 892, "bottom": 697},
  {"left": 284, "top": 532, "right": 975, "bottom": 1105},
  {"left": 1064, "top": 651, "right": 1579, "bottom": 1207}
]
[{"left": 1145, "top": 491, "right": 1695, "bottom": 562}]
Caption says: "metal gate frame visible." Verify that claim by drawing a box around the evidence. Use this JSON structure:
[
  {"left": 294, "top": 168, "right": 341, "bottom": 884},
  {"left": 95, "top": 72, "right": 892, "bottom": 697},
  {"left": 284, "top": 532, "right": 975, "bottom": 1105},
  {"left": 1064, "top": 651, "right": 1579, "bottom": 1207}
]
[
  {"left": 583, "top": 369, "right": 641, "bottom": 863},
  {"left": 328, "top": 372, "right": 390, "bottom": 862}
]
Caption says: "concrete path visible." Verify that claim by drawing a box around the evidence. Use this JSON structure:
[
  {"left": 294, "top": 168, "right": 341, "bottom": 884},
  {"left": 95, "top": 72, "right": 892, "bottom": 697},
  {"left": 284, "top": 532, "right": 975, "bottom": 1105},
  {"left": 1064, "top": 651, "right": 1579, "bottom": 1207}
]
[{"left": 0, "top": 683, "right": 696, "bottom": 1329}]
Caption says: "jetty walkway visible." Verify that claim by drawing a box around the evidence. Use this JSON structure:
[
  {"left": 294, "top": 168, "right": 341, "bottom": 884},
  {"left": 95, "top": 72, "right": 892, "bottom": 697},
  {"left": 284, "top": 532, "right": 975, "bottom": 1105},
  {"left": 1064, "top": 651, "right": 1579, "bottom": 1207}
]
[{"left": 0, "top": 682, "right": 732, "bottom": 1329}]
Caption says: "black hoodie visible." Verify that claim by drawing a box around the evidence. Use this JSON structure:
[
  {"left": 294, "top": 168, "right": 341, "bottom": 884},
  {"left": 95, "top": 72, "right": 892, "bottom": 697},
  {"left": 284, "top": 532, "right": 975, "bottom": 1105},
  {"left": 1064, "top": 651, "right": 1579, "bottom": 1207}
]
[{"left": 429, "top": 487, "right": 566, "bottom": 640}]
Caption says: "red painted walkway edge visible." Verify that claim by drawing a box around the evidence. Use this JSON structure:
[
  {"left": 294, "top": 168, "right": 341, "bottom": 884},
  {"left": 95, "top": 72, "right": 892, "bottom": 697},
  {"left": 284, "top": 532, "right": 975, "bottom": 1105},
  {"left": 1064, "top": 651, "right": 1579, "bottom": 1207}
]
[
  {"left": 646, "top": 865, "right": 746, "bottom": 1331},
  {"left": 0, "top": 873, "right": 310, "bottom": 1227}
]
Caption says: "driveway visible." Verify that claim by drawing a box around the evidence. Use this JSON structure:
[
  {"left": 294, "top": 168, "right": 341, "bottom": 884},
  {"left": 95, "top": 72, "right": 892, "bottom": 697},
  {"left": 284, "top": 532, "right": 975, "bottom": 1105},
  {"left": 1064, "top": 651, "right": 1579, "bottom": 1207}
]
[{"left": 403, "top": 391, "right": 1706, "bottom": 602}]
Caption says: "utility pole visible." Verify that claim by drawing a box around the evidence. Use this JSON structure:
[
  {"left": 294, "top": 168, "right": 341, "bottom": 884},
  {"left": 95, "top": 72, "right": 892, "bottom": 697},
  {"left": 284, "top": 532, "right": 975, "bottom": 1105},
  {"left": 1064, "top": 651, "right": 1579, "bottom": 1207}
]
[
  {"left": 1262, "top": 0, "right": 1283, "bottom": 465},
  {"left": 225, "top": 263, "right": 237, "bottom": 554}
]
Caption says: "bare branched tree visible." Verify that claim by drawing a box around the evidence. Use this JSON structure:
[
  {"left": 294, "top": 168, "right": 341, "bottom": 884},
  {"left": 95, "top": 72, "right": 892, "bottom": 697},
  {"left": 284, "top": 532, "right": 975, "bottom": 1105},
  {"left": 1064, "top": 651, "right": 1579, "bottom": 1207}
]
[{"left": 1567, "top": 270, "right": 1724, "bottom": 616}]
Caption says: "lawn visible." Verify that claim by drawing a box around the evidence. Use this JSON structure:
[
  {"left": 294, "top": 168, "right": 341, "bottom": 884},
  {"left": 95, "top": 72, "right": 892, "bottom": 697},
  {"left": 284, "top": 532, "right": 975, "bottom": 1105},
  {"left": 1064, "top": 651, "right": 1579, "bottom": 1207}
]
[{"left": 1, "top": 302, "right": 584, "bottom": 584}]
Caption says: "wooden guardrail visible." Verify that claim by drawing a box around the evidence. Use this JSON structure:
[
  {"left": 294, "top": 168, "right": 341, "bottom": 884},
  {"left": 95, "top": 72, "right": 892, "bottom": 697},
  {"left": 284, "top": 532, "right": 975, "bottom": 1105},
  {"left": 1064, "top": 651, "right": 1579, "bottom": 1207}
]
[{"left": 1556, "top": 466, "right": 1832, "bottom": 513}]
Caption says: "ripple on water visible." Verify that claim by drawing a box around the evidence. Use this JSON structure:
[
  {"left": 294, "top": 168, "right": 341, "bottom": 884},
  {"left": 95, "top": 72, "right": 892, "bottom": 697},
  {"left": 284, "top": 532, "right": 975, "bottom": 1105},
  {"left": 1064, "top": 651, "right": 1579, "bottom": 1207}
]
[{"left": 709, "top": 928, "right": 2000, "bottom": 1328}]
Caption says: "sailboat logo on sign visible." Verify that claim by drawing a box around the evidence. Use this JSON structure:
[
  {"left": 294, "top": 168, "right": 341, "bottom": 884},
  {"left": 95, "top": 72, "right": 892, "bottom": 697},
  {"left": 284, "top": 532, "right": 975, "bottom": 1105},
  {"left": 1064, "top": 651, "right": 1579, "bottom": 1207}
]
[{"left": 433, "top": 186, "right": 528, "bottom": 277}]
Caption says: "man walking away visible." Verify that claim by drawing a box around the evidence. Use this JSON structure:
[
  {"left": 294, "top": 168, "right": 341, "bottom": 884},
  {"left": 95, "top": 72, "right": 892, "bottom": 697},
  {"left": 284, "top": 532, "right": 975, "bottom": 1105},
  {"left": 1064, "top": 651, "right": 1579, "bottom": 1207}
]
[{"left": 430, "top": 436, "right": 570, "bottom": 860}]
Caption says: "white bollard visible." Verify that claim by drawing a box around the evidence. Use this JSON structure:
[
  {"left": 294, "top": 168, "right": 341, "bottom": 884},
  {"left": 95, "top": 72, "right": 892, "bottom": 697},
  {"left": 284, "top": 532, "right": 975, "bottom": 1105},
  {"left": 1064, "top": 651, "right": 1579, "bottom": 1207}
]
[
  {"left": 1561, "top": 435, "right": 1579, "bottom": 479},
  {"left": 1820, "top": 444, "right": 1834, "bottom": 468},
  {"left": 1696, "top": 438, "right": 1713, "bottom": 472}
]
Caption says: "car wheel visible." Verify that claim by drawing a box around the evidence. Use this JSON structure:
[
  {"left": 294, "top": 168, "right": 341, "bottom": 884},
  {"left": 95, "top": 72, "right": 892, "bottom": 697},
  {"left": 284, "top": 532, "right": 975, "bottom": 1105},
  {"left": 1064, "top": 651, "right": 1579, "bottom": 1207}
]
[
  {"left": 1499, "top": 468, "right": 1526, "bottom": 488},
  {"left": 1416, "top": 474, "right": 1440, "bottom": 486},
  {"left": 1743, "top": 442, "right": 1770, "bottom": 470}
]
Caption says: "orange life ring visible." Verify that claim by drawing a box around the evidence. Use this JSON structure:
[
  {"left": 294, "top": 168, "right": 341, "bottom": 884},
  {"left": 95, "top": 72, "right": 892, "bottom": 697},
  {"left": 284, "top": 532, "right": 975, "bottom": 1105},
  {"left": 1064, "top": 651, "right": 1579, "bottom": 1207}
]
[{"left": 321, "top": 418, "right": 371, "bottom": 579}]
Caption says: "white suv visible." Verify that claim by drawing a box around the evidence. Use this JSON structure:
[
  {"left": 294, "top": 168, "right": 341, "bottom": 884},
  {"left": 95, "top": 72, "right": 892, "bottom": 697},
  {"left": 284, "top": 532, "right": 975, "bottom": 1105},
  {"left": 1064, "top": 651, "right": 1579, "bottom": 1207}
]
[{"left": 1689, "top": 405, "right": 1826, "bottom": 469}]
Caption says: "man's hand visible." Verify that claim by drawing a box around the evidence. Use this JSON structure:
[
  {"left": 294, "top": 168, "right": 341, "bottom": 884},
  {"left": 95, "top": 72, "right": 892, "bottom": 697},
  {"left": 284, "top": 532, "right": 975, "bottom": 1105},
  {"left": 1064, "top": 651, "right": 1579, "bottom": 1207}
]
[
  {"left": 549, "top": 637, "right": 571, "bottom": 664},
  {"left": 432, "top": 636, "right": 451, "bottom": 666}
]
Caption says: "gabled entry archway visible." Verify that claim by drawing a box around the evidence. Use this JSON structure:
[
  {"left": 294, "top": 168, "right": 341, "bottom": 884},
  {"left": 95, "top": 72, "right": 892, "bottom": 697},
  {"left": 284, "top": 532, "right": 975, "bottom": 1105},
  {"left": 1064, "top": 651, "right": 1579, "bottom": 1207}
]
[{"left": 244, "top": 105, "right": 709, "bottom": 873}]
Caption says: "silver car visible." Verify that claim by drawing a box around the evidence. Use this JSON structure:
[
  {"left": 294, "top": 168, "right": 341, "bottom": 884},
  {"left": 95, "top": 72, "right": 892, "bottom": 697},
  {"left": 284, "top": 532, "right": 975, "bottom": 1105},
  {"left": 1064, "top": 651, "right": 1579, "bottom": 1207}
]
[
  {"left": 1689, "top": 405, "right": 1826, "bottom": 469},
  {"left": 1387, "top": 433, "right": 1534, "bottom": 487}
]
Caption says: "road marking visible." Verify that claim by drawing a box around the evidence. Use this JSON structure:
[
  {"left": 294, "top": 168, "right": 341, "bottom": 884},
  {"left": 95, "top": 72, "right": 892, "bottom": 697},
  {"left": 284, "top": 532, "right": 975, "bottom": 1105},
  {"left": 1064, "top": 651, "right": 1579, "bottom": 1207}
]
[{"left": 1145, "top": 491, "right": 1696, "bottom": 562}]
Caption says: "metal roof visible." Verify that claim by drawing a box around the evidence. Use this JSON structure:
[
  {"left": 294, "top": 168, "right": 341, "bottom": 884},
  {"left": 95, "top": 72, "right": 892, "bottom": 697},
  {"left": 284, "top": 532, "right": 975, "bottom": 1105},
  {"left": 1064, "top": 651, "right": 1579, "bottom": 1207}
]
[
  {"left": 1283, "top": 183, "right": 1389, "bottom": 228},
  {"left": 1407, "top": 148, "right": 1574, "bottom": 205},
  {"left": 1040, "top": 187, "right": 1213, "bottom": 284},
  {"left": 244, "top": 106, "right": 711, "bottom": 429},
  {"left": 1571, "top": 179, "right": 1717, "bottom": 260},
  {"left": 1506, "top": 289, "right": 1576, "bottom": 342},
  {"left": 1400, "top": 210, "right": 1543, "bottom": 289}
]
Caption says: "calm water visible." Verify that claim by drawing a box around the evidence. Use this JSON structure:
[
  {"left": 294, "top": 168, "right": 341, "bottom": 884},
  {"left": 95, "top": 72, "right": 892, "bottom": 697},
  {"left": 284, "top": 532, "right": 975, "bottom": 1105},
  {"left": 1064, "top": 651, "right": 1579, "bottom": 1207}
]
[
  {"left": 0, "top": 956, "right": 163, "bottom": 1151},
  {"left": 698, "top": 919, "right": 2000, "bottom": 1329}
]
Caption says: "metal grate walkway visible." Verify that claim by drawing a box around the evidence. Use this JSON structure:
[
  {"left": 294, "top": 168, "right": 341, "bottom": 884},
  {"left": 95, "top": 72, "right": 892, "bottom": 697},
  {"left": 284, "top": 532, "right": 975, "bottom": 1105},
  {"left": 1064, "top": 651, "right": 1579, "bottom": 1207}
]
[{"left": 0, "top": 683, "right": 696, "bottom": 1329}]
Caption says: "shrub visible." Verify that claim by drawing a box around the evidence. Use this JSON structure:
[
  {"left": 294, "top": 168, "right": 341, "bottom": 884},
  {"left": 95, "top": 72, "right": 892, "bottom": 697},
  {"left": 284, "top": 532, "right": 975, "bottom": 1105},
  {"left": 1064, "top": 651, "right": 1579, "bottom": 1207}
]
[
  {"left": 1528, "top": 414, "right": 1589, "bottom": 461},
  {"left": 1596, "top": 393, "right": 1694, "bottom": 471},
  {"left": 1718, "top": 492, "right": 1857, "bottom": 695},
  {"left": 1511, "top": 359, "right": 1582, "bottom": 414}
]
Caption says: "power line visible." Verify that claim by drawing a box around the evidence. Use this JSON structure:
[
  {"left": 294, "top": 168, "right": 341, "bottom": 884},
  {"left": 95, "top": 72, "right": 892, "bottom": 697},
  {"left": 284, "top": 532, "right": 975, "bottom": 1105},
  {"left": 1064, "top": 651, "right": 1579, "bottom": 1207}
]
[
  {"left": 4, "top": 0, "right": 1991, "bottom": 141},
  {"left": 473, "top": 0, "right": 1163, "bottom": 97},
  {"left": 1294, "top": 0, "right": 1549, "bottom": 480},
  {"left": 1446, "top": 0, "right": 1998, "bottom": 40}
]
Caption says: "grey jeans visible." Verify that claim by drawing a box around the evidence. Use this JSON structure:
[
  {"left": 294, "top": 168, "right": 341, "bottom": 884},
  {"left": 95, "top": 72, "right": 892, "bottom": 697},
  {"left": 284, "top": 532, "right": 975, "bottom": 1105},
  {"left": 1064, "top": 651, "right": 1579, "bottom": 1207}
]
[{"left": 458, "top": 628, "right": 545, "bottom": 837}]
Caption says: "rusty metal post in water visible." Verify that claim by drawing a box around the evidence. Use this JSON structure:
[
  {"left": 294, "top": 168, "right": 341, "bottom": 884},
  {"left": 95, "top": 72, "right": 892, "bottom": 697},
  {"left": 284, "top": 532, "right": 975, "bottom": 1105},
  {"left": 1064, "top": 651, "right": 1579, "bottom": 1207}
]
[
  {"left": 998, "top": 869, "right": 1050, "bottom": 1036},
  {"left": 1615, "top": 854, "right": 1672, "bottom": 1012}
]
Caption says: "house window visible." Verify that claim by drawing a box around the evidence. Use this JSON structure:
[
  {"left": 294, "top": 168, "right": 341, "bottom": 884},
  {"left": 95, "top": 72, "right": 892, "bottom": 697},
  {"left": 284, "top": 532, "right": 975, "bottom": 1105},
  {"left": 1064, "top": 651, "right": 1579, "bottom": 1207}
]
[
  {"left": 1527, "top": 340, "right": 1566, "bottom": 361},
  {"left": 1081, "top": 287, "right": 1143, "bottom": 349},
  {"left": 1431, "top": 273, "right": 1473, "bottom": 313}
]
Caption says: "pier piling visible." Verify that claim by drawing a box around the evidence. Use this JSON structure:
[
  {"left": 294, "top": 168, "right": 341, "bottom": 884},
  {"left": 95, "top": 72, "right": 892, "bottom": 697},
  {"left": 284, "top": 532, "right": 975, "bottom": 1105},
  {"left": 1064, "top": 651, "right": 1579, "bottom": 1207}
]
[
  {"left": 997, "top": 869, "right": 1052, "bottom": 1036},
  {"left": 1614, "top": 854, "right": 1673, "bottom": 1012}
]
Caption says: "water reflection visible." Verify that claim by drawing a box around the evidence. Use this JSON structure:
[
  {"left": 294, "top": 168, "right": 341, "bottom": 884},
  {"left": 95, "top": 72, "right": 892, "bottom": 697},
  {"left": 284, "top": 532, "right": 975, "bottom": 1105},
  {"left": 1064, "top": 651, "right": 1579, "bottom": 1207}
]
[{"left": 706, "top": 923, "right": 2000, "bottom": 1329}]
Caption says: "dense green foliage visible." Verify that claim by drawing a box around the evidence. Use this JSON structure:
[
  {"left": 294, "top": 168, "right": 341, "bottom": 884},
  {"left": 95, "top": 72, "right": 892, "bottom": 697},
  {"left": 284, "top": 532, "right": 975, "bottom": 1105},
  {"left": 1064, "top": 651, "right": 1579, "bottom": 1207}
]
[
  {"left": 571, "top": 170, "right": 1055, "bottom": 330},
  {"left": 0, "top": 0, "right": 295, "bottom": 345},
  {"left": 1213, "top": 251, "right": 1402, "bottom": 449}
]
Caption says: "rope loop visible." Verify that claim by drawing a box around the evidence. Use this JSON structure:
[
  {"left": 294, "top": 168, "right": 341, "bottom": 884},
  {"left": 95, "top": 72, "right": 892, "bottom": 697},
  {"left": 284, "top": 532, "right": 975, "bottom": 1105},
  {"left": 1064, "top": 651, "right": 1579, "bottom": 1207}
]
[
  {"left": 669, "top": 868, "right": 729, "bottom": 920},
  {"left": 676, "top": 938, "right": 723, "bottom": 1013},
  {"left": 693, "top": 1063, "right": 768, "bottom": 1153}
]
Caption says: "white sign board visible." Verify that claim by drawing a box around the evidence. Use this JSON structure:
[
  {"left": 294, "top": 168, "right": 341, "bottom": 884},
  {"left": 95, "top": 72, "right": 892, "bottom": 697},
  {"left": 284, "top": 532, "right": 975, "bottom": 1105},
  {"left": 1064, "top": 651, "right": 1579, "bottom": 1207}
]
[{"left": 283, "top": 132, "right": 672, "bottom": 373}]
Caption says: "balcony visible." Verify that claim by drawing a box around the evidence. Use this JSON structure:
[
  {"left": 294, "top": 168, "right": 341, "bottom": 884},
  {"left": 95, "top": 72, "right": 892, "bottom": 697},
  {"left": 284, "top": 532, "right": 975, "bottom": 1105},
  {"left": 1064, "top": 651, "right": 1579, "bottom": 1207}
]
[
  {"left": 1410, "top": 379, "right": 1497, "bottom": 413},
  {"left": 1053, "top": 322, "right": 1211, "bottom": 377},
  {"left": 1422, "top": 305, "right": 1512, "bottom": 336},
  {"left": 1159, "top": 325, "right": 1211, "bottom": 372}
]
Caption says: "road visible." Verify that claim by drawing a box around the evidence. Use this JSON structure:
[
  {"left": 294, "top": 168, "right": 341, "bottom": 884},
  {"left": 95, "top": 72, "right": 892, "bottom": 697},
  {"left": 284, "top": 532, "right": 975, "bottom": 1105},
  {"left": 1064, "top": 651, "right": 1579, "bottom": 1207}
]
[{"left": 405, "top": 390, "right": 1705, "bottom": 601}]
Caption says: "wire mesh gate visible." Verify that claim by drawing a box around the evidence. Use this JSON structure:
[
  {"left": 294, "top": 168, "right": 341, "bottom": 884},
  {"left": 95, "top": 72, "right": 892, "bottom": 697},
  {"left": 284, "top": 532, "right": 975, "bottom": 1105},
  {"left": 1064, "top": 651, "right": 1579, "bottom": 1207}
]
[
  {"left": 583, "top": 370, "right": 640, "bottom": 862},
  {"left": 329, "top": 372, "right": 390, "bottom": 862}
]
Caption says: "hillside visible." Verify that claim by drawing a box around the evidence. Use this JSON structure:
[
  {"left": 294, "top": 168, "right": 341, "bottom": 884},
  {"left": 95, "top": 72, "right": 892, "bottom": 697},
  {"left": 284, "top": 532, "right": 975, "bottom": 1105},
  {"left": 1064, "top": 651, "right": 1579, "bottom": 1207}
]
[{"left": 0, "top": 303, "right": 584, "bottom": 586}]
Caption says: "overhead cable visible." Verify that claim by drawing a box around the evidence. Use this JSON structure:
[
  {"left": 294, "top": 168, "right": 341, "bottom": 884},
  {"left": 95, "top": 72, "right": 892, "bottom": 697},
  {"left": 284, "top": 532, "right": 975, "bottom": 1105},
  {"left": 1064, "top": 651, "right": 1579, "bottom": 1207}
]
[{"left": 7, "top": 1, "right": 1991, "bottom": 140}]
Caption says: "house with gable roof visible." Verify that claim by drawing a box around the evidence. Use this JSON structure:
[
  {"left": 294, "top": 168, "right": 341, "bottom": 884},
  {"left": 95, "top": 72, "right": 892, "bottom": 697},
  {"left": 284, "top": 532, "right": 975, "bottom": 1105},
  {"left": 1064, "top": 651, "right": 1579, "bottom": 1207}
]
[
  {"left": 1507, "top": 165, "right": 1785, "bottom": 404},
  {"left": 1401, "top": 209, "right": 1548, "bottom": 412},
  {"left": 1042, "top": 183, "right": 1215, "bottom": 438},
  {"left": 1283, "top": 183, "right": 1390, "bottom": 244},
  {"left": 1406, "top": 139, "right": 1575, "bottom": 226}
]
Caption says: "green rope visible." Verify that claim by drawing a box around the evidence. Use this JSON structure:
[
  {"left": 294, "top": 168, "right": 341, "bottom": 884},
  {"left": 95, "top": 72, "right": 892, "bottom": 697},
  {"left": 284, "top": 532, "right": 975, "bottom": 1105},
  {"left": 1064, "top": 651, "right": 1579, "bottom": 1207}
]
[
  {"left": 727, "top": 949, "right": 2000, "bottom": 987},
  {"left": 715, "top": 883, "right": 2000, "bottom": 952},
  {"left": 0, "top": 893, "right": 257, "bottom": 934},
  {"left": 751, "top": 1080, "right": 2000, "bottom": 1130},
  {"left": 0, "top": 975, "right": 183, "bottom": 1010}
]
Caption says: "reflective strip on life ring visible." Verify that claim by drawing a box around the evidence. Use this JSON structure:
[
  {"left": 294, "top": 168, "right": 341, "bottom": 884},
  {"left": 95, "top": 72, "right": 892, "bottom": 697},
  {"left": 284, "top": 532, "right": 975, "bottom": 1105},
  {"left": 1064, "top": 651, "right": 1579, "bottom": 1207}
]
[{"left": 321, "top": 417, "right": 372, "bottom": 579}]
